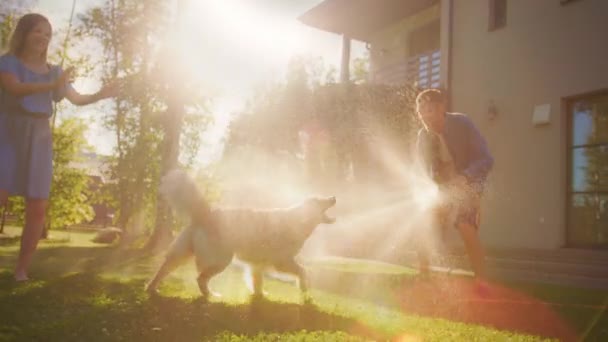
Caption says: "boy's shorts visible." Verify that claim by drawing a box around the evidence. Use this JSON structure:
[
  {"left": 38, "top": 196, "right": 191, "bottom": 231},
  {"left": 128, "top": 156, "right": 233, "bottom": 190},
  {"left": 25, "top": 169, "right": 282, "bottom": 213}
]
[{"left": 435, "top": 187, "right": 481, "bottom": 231}]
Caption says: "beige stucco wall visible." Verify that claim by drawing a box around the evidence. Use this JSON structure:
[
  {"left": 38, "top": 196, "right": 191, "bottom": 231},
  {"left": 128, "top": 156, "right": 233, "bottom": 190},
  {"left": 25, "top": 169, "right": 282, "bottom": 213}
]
[{"left": 449, "top": 0, "right": 608, "bottom": 248}]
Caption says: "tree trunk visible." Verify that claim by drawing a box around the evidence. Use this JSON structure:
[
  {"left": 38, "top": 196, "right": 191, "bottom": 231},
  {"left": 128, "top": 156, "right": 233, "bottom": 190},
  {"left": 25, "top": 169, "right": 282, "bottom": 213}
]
[
  {"left": 41, "top": 220, "right": 49, "bottom": 239},
  {"left": 145, "top": 0, "right": 187, "bottom": 252},
  {"left": 145, "top": 98, "right": 183, "bottom": 251},
  {"left": 0, "top": 203, "right": 7, "bottom": 234}
]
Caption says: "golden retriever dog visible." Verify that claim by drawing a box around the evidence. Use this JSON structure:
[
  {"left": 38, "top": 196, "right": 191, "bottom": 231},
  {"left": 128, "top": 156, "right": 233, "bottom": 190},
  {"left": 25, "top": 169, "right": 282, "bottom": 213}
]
[{"left": 145, "top": 170, "right": 336, "bottom": 302}]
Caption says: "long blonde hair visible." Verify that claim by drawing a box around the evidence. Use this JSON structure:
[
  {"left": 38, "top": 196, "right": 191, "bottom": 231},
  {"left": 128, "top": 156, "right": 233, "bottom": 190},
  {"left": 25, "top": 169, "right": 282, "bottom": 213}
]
[{"left": 8, "top": 13, "right": 51, "bottom": 61}]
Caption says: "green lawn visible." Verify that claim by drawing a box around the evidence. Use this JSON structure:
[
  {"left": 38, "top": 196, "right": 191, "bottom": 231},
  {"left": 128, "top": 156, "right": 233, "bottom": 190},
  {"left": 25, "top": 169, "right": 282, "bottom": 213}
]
[{"left": 0, "top": 226, "right": 606, "bottom": 341}]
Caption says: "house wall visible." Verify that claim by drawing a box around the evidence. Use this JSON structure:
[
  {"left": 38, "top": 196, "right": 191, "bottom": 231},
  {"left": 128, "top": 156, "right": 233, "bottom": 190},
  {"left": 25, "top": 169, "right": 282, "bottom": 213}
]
[
  {"left": 449, "top": 0, "right": 608, "bottom": 248},
  {"left": 302, "top": 0, "right": 607, "bottom": 249}
]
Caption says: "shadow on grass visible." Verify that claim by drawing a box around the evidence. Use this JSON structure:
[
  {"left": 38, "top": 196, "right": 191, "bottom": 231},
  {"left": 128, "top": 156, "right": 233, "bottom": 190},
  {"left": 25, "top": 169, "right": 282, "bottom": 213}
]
[
  {"left": 0, "top": 271, "right": 372, "bottom": 342},
  {"left": 0, "top": 235, "right": 20, "bottom": 247},
  {"left": 307, "top": 264, "right": 608, "bottom": 342},
  {"left": 392, "top": 276, "right": 603, "bottom": 342},
  {"left": 2, "top": 243, "right": 606, "bottom": 341},
  {"left": 0, "top": 246, "right": 373, "bottom": 342}
]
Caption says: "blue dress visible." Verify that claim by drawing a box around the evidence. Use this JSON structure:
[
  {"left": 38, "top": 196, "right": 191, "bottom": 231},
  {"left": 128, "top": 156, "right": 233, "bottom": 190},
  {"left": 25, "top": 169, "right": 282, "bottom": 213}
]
[{"left": 0, "top": 54, "right": 68, "bottom": 199}]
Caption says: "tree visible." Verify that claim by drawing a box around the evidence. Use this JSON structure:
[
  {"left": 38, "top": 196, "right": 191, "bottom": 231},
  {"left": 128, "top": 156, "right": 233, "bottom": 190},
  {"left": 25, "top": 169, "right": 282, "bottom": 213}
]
[
  {"left": 351, "top": 52, "right": 370, "bottom": 84},
  {"left": 47, "top": 118, "right": 95, "bottom": 230},
  {"left": 75, "top": 0, "right": 168, "bottom": 237},
  {"left": 75, "top": 0, "right": 211, "bottom": 245},
  {"left": 224, "top": 55, "right": 326, "bottom": 158},
  {"left": 225, "top": 54, "right": 419, "bottom": 191},
  {"left": 0, "top": 0, "right": 36, "bottom": 48}
]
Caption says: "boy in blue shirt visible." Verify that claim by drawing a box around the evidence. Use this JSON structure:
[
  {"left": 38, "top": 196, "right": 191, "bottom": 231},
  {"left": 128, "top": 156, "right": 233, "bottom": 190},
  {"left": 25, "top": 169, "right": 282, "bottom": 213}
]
[{"left": 415, "top": 88, "right": 494, "bottom": 291}]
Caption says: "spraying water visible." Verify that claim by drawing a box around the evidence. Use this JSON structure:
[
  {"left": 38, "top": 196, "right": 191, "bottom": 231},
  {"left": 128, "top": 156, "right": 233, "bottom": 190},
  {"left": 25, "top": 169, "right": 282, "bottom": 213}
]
[{"left": 209, "top": 133, "right": 450, "bottom": 276}]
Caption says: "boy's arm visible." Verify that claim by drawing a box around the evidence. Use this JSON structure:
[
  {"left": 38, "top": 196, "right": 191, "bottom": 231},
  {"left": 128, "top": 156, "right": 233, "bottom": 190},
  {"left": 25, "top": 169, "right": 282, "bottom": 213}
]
[
  {"left": 463, "top": 119, "right": 494, "bottom": 183},
  {"left": 415, "top": 129, "right": 428, "bottom": 172}
]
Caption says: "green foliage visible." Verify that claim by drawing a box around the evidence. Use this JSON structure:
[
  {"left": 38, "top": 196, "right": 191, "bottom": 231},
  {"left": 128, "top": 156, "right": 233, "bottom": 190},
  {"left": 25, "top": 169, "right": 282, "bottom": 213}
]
[
  {"left": 0, "top": 14, "right": 16, "bottom": 51},
  {"left": 47, "top": 118, "right": 95, "bottom": 229},
  {"left": 0, "top": 2, "right": 36, "bottom": 51},
  {"left": 225, "top": 54, "right": 419, "bottom": 187},
  {"left": 213, "top": 330, "right": 369, "bottom": 341},
  {"left": 75, "top": 1, "right": 165, "bottom": 231},
  {"left": 74, "top": 0, "right": 212, "bottom": 233},
  {"left": 0, "top": 230, "right": 603, "bottom": 341},
  {"left": 351, "top": 52, "right": 370, "bottom": 84},
  {"left": 226, "top": 56, "right": 319, "bottom": 156},
  {"left": 311, "top": 83, "right": 419, "bottom": 183}
]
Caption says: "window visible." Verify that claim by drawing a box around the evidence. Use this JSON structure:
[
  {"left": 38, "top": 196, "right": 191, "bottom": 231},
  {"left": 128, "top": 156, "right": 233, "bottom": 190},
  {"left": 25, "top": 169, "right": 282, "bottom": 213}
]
[
  {"left": 405, "top": 50, "right": 441, "bottom": 89},
  {"left": 406, "top": 20, "right": 441, "bottom": 89},
  {"left": 567, "top": 91, "right": 608, "bottom": 247},
  {"left": 488, "top": 0, "right": 507, "bottom": 31}
]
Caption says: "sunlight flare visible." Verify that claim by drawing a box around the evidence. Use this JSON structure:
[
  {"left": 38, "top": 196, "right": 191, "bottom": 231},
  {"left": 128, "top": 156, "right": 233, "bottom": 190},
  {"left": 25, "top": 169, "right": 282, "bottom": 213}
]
[
  {"left": 186, "top": 0, "right": 306, "bottom": 60},
  {"left": 412, "top": 179, "right": 439, "bottom": 211}
]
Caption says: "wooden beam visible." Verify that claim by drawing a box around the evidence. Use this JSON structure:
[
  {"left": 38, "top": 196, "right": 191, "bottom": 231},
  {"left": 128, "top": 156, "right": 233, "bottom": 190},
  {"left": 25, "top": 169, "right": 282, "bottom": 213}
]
[
  {"left": 341, "top": 35, "right": 351, "bottom": 83},
  {"left": 440, "top": 0, "right": 453, "bottom": 106}
]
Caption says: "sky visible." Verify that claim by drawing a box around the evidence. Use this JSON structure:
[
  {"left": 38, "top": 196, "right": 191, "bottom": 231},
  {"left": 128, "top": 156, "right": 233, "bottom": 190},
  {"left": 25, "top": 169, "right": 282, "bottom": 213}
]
[{"left": 32, "top": 0, "right": 366, "bottom": 165}]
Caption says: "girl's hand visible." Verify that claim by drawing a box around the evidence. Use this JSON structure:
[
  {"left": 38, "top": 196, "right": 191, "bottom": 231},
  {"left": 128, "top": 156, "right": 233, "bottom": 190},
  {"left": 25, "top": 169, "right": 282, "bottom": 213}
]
[
  {"left": 96, "top": 81, "right": 119, "bottom": 100},
  {"left": 55, "top": 67, "right": 74, "bottom": 88}
]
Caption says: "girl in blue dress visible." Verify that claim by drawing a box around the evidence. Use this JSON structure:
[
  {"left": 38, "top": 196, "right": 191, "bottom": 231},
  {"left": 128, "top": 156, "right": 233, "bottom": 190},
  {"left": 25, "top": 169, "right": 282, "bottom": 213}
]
[{"left": 0, "top": 13, "right": 116, "bottom": 281}]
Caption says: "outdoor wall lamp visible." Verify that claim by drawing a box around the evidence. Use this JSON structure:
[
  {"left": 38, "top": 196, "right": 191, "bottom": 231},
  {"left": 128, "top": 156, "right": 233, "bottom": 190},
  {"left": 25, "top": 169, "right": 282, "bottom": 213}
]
[{"left": 488, "top": 100, "right": 498, "bottom": 121}]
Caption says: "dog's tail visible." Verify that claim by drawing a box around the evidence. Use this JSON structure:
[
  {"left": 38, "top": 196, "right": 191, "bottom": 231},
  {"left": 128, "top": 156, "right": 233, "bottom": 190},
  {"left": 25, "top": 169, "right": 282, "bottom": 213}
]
[{"left": 159, "top": 170, "right": 212, "bottom": 227}]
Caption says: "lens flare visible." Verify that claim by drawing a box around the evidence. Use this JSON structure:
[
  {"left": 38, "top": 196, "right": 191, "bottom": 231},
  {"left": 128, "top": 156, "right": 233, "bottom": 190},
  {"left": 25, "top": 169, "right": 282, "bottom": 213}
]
[{"left": 413, "top": 180, "right": 440, "bottom": 210}]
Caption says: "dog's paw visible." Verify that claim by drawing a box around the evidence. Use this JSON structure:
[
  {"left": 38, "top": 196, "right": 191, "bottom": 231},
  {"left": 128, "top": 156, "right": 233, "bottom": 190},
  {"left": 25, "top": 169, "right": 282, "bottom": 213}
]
[
  {"left": 250, "top": 292, "right": 265, "bottom": 305},
  {"left": 208, "top": 290, "right": 223, "bottom": 298},
  {"left": 144, "top": 283, "right": 159, "bottom": 295},
  {"left": 198, "top": 289, "right": 222, "bottom": 305},
  {"left": 196, "top": 294, "right": 211, "bottom": 305},
  {"left": 302, "top": 294, "right": 313, "bottom": 306},
  {"left": 201, "top": 290, "right": 222, "bottom": 301}
]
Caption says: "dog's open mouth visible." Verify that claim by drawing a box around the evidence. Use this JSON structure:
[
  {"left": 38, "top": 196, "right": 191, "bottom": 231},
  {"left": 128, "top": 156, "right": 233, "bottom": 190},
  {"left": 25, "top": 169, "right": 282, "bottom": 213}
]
[{"left": 322, "top": 196, "right": 337, "bottom": 224}]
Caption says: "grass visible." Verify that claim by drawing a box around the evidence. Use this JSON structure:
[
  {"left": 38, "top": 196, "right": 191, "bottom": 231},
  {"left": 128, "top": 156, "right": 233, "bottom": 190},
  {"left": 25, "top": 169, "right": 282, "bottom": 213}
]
[{"left": 0, "top": 226, "right": 606, "bottom": 341}]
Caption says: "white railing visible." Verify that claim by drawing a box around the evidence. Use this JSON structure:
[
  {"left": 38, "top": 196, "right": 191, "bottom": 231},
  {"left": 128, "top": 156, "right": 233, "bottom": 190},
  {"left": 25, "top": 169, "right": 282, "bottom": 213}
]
[{"left": 371, "top": 49, "right": 441, "bottom": 88}]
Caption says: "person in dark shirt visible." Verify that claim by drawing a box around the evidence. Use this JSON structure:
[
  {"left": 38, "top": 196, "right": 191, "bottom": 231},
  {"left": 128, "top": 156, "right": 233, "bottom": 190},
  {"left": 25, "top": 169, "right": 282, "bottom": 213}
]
[{"left": 415, "top": 88, "right": 494, "bottom": 291}]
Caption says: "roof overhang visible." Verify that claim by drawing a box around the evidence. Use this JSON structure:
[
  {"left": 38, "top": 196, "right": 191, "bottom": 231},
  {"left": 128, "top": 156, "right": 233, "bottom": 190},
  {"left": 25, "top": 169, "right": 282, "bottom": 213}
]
[{"left": 298, "top": 0, "right": 439, "bottom": 42}]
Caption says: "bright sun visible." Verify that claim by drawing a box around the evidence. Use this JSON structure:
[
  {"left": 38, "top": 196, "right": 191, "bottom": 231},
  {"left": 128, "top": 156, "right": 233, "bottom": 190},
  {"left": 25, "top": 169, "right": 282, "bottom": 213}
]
[
  {"left": 185, "top": 0, "right": 305, "bottom": 61},
  {"left": 155, "top": 0, "right": 309, "bottom": 165}
]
